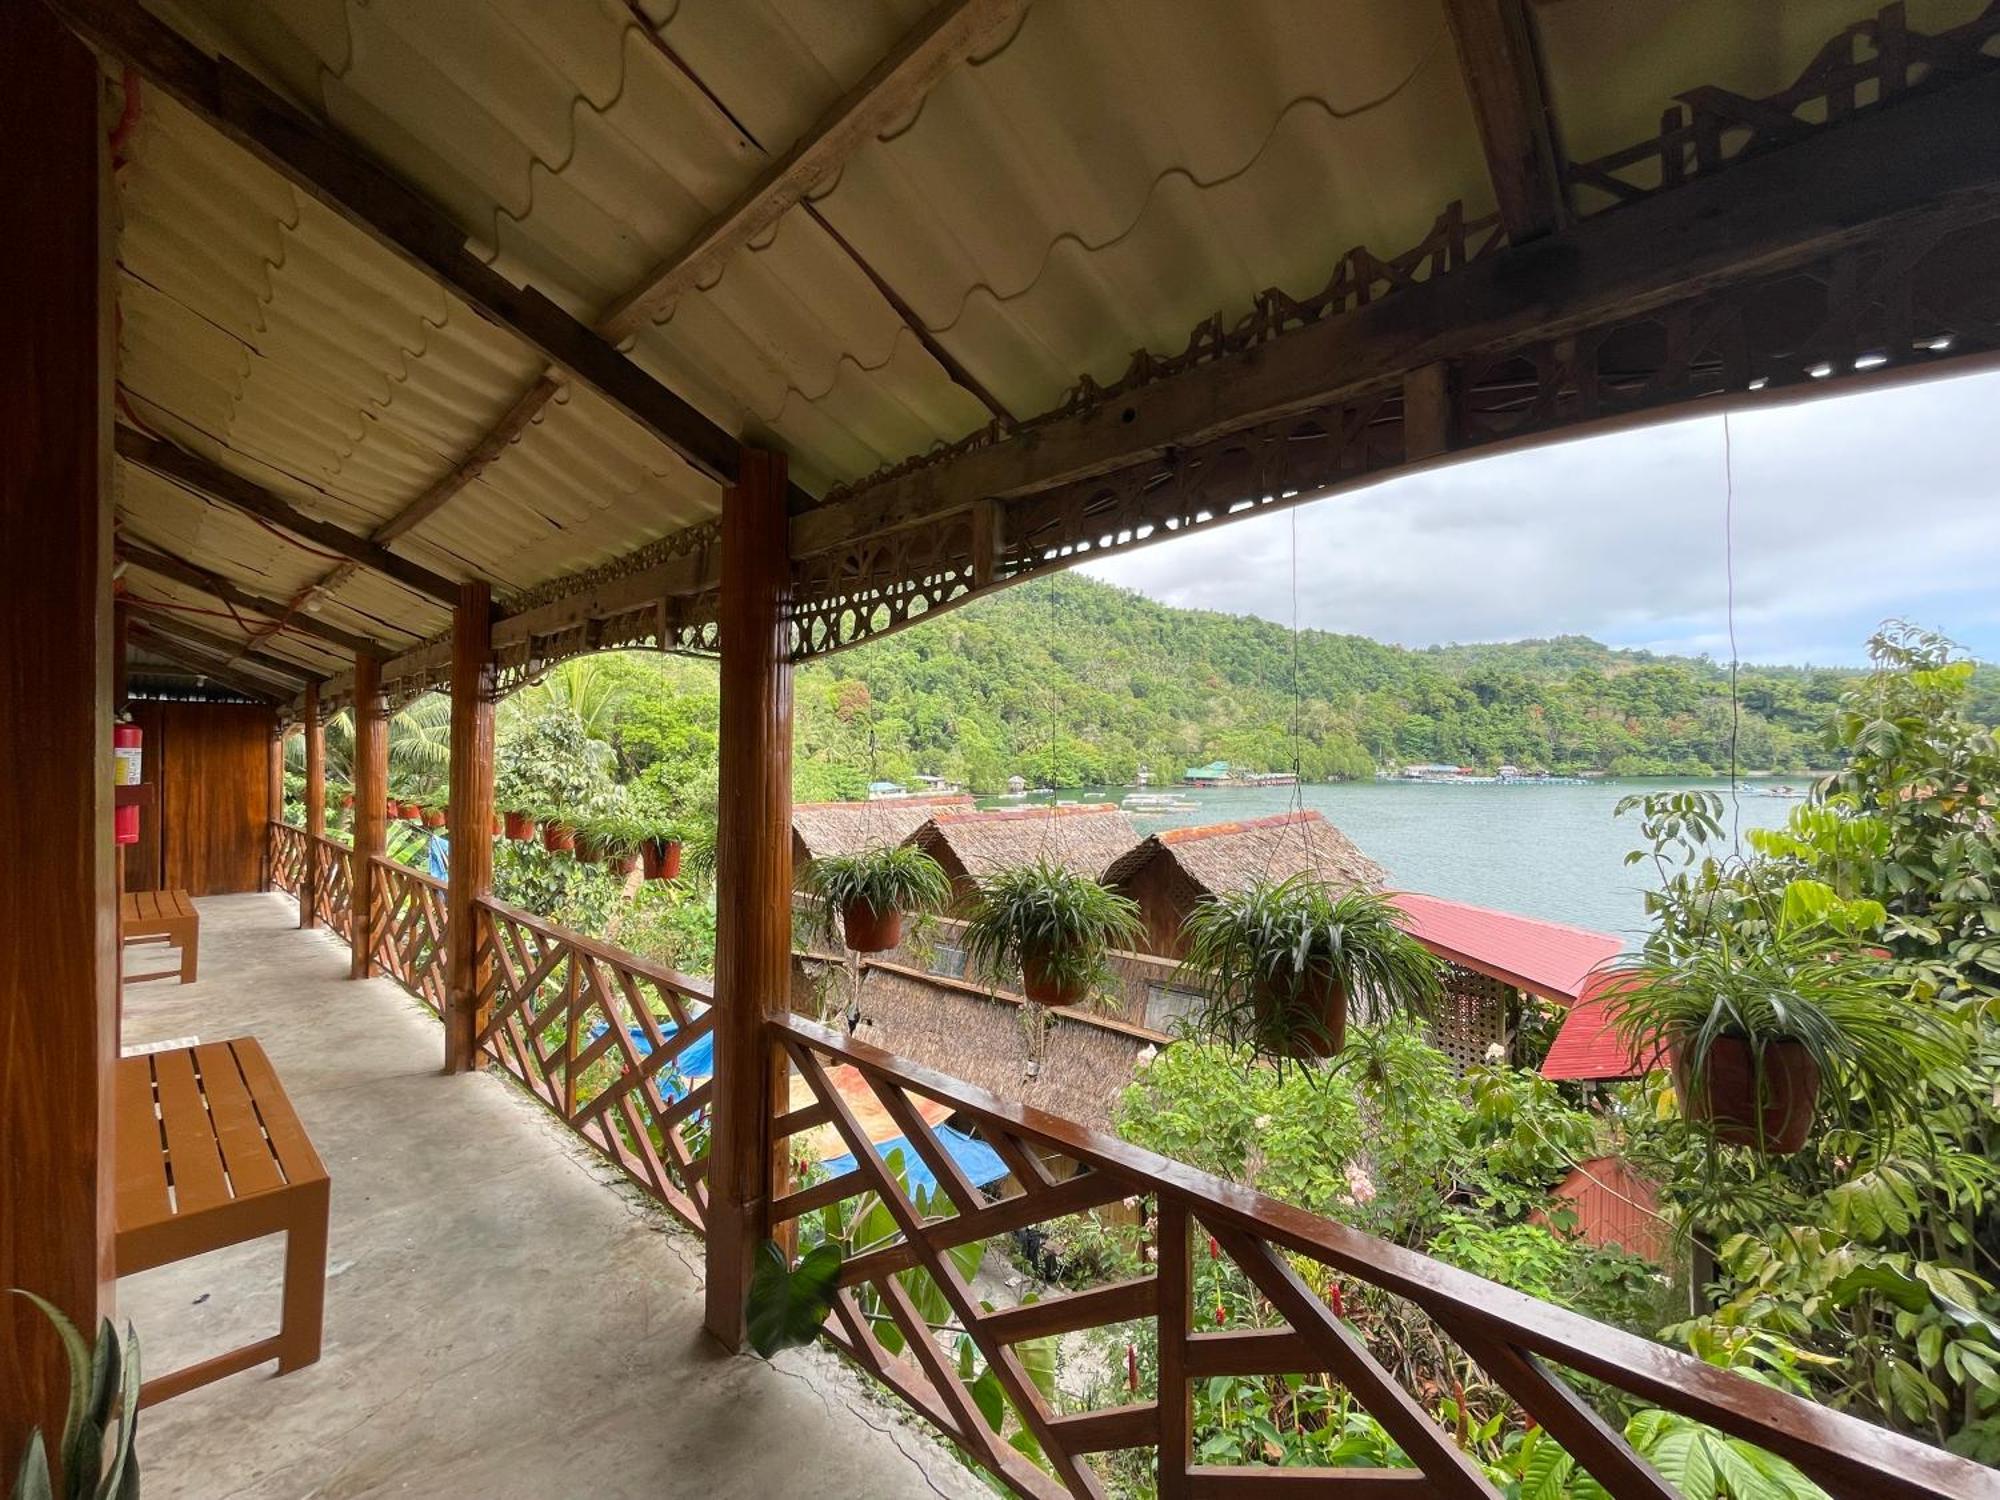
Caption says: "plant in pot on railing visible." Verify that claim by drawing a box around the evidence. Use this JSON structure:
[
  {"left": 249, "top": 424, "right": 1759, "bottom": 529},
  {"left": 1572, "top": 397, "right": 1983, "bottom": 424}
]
[
  {"left": 1600, "top": 929, "right": 1956, "bottom": 1155},
  {"left": 802, "top": 844, "right": 952, "bottom": 955},
  {"left": 961, "top": 857, "right": 1142, "bottom": 1008},
  {"left": 1178, "top": 876, "right": 1444, "bottom": 1063}
]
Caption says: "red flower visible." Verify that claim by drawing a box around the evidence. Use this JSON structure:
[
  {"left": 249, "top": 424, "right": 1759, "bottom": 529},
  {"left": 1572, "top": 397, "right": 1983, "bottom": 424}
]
[
  {"left": 1214, "top": 1304, "right": 1227, "bottom": 1326},
  {"left": 1207, "top": 1236, "right": 1219, "bottom": 1260},
  {"left": 1326, "top": 1282, "right": 1345, "bottom": 1318}
]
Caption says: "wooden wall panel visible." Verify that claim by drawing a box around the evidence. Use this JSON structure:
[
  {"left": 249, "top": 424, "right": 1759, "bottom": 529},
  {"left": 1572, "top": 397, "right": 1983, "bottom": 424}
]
[{"left": 124, "top": 702, "right": 275, "bottom": 895}]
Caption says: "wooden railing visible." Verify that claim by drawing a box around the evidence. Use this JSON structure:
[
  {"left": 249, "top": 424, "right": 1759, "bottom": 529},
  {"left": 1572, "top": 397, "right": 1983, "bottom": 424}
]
[
  {"left": 473, "top": 897, "right": 715, "bottom": 1234},
  {"left": 269, "top": 820, "right": 306, "bottom": 895},
  {"left": 310, "top": 833, "right": 353, "bottom": 940},
  {"left": 769, "top": 1014, "right": 1994, "bottom": 1500},
  {"left": 367, "top": 856, "right": 448, "bottom": 1016}
]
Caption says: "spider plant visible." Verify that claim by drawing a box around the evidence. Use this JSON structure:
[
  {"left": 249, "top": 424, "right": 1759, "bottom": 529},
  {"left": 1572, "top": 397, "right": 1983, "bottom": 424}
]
[
  {"left": 1601, "top": 930, "right": 1958, "bottom": 1153},
  {"left": 802, "top": 844, "right": 952, "bottom": 953},
  {"left": 961, "top": 858, "right": 1142, "bottom": 1007},
  {"left": 532, "top": 799, "right": 580, "bottom": 854},
  {"left": 1178, "top": 877, "right": 1442, "bottom": 1061}
]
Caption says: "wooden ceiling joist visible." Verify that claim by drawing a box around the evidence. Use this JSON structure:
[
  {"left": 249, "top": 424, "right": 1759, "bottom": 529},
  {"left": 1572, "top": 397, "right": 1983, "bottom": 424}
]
[
  {"left": 117, "top": 540, "right": 388, "bottom": 656},
  {"left": 1444, "top": 0, "right": 1568, "bottom": 243},
  {"left": 595, "top": 0, "right": 1030, "bottom": 342},
  {"left": 126, "top": 623, "right": 287, "bottom": 701},
  {"left": 51, "top": 0, "right": 742, "bottom": 488},
  {"left": 786, "top": 68, "right": 2000, "bottom": 564},
  {"left": 122, "top": 609, "right": 320, "bottom": 686},
  {"left": 116, "top": 427, "right": 460, "bottom": 605},
  {"left": 372, "top": 376, "right": 560, "bottom": 545}
]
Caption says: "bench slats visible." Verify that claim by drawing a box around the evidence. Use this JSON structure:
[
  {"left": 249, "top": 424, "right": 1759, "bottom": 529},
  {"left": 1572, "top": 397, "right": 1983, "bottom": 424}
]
[
  {"left": 229, "top": 1039, "right": 326, "bottom": 1187},
  {"left": 194, "top": 1042, "right": 285, "bottom": 1198},
  {"left": 115, "top": 1052, "right": 171, "bottom": 1230},
  {"left": 152, "top": 1048, "right": 231, "bottom": 1217}
]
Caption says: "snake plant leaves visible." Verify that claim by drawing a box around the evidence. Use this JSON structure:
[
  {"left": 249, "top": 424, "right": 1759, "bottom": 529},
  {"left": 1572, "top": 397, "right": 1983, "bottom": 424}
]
[{"left": 745, "top": 1240, "right": 844, "bottom": 1359}]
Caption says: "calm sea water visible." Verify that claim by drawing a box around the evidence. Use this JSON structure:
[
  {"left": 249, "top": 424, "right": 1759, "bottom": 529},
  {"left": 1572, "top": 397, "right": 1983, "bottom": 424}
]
[{"left": 991, "top": 779, "right": 1806, "bottom": 947}]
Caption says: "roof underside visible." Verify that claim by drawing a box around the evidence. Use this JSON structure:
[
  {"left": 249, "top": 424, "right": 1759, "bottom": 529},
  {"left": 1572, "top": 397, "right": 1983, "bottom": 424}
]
[{"left": 93, "top": 0, "right": 1998, "bottom": 702}]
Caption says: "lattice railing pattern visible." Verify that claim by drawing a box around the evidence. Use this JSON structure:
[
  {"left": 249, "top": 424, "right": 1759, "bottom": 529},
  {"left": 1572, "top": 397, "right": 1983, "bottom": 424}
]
[
  {"left": 771, "top": 1014, "right": 1966, "bottom": 1500},
  {"left": 475, "top": 897, "right": 715, "bottom": 1232},
  {"left": 311, "top": 835, "right": 353, "bottom": 941},
  {"left": 369, "top": 856, "right": 448, "bottom": 1015},
  {"left": 270, "top": 821, "right": 305, "bottom": 895}
]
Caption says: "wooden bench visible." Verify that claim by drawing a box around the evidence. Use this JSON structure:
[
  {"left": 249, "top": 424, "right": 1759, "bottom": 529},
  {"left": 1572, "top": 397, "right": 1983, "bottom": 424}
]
[
  {"left": 115, "top": 1037, "right": 330, "bottom": 1408},
  {"left": 120, "top": 889, "right": 199, "bottom": 984}
]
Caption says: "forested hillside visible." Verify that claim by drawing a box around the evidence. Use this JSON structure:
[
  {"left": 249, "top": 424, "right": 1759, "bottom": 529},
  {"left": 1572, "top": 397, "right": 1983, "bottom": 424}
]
[{"left": 597, "top": 575, "right": 1999, "bottom": 797}]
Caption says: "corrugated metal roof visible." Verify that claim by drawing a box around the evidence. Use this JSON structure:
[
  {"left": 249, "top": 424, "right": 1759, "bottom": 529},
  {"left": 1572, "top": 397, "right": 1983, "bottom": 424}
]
[
  {"left": 1391, "top": 892, "right": 1622, "bottom": 1004},
  {"left": 104, "top": 0, "right": 1918, "bottom": 670},
  {"left": 1539, "top": 978, "right": 1656, "bottom": 1082}
]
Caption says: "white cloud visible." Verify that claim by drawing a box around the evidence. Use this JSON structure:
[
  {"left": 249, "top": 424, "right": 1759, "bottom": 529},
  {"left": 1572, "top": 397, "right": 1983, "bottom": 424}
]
[{"left": 1080, "top": 367, "right": 2000, "bottom": 665}]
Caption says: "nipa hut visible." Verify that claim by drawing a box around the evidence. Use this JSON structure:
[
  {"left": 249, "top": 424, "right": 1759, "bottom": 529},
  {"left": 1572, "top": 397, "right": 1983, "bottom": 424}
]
[
  {"left": 791, "top": 794, "right": 975, "bottom": 870},
  {"left": 1101, "top": 810, "right": 1387, "bottom": 959},
  {"left": 906, "top": 803, "right": 1139, "bottom": 903}
]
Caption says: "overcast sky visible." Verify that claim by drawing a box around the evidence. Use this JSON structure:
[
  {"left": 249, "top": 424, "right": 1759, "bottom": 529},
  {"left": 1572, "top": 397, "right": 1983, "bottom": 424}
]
[{"left": 1079, "top": 367, "right": 2000, "bottom": 667}]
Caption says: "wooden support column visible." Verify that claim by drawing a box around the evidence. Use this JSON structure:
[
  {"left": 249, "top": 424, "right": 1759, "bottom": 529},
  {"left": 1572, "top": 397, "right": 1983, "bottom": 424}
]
[
  {"left": 350, "top": 653, "right": 387, "bottom": 978},
  {"left": 0, "top": 3, "right": 117, "bottom": 1476},
  {"left": 299, "top": 681, "right": 323, "bottom": 928},
  {"left": 704, "top": 449, "right": 796, "bottom": 1349},
  {"left": 442, "top": 582, "right": 494, "bottom": 1073},
  {"left": 266, "top": 722, "right": 286, "bottom": 889}
]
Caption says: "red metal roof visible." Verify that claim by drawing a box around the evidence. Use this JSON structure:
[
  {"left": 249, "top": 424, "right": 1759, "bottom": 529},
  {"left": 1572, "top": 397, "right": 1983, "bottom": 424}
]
[
  {"left": 1390, "top": 892, "right": 1623, "bottom": 1004},
  {"left": 1538, "top": 974, "right": 1659, "bottom": 1082}
]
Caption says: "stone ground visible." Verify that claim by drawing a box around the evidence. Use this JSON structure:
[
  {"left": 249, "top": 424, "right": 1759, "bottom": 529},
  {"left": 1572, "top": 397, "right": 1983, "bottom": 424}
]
[{"left": 119, "top": 891, "right": 989, "bottom": 1500}]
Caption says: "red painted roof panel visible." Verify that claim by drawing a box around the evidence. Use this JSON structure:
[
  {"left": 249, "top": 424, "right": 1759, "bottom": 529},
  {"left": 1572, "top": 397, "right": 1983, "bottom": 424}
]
[{"left": 1391, "top": 892, "right": 1623, "bottom": 1004}]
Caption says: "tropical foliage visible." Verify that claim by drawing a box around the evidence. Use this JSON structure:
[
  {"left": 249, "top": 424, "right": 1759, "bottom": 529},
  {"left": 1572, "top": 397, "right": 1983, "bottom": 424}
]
[
  {"left": 799, "top": 844, "right": 952, "bottom": 943},
  {"left": 960, "top": 858, "right": 1143, "bottom": 1005},
  {"left": 8, "top": 1290, "right": 140, "bottom": 1500}
]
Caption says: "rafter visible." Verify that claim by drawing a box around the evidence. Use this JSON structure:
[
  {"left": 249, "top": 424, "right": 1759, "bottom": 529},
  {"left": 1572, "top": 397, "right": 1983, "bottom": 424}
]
[
  {"left": 120, "top": 608, "right": 319, "bottom": 685},
  {"left": 372, "top": 376, "right": 560, "bottom": 544},
  {"left": 51, "top": 0, "right": 742, "bottom": 487},
  {"left": 596, "top": 0, "right": 1029, "bottom": 341},
  {"left": 116, "top": 427, "right": 460, "bottom": 605},
  {"left": 1444, "top": 0, "right": 1567, "bottom": 242},
  {"left": 126, "top": 623, "right": 286, "bottom": 701},
  {"left": 117, "top": 540, "right": 390, "bottom": 656},
  {"left": 785, "top": 69, "right": 2000, "bottom": 563}
]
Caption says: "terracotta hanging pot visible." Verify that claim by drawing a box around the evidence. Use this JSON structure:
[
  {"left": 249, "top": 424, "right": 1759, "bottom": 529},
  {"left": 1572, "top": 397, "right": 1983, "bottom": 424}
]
[
  {"left": 575, "top": 838, "right": 602, "bottom": 866},
  {"left": 400, "top": 801, "right": 422, "bottom": 821},
  {"left": 423, "top": 806, "right": 446, "bottom": 829},
  {"left": 490, "top": 815, "right": 503, "bottom": 837},
  {"left": 1256, "top": 972, "right": 1347, "bottom": 1060},
  {"left": 386, "top": 796, "right": 399, "bottom": 819},
  {"left": 1672, "top": 1036, "right": 1819, "bottom": 1154},
  {"left": 841, "top": 899, "right": 902, "bottom": 954},
  {"left": 340, "top": 793, "right": 354, "bottom": 810},
  {"left": 608, "top": 852, "right": 639, "bottom": 878},
  {"left": 541, "top": 821, "right": 576, "bottom": 854},
  {"left": 504, "top": 809, "right": 536, "bottom": 841},
  {"left": 1021, "top": 945, "right": 1087, "bottom": 1008},
  {"left": 641, "top": 837, "right": 682, "bottom": 881}
]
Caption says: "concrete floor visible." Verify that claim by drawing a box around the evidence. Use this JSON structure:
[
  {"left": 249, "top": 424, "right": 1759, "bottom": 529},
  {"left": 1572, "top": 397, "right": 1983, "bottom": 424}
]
[{"left": 120, "top": 892, "right": 987, "bottom": 1500}]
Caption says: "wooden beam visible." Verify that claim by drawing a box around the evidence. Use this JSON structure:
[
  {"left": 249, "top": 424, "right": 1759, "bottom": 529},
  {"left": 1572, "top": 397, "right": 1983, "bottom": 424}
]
[
  {"left": 349, "top": 652, "right": 386, "bottom": 980},
  {"left": 372, "top": 375, "right": 559, "bottom": 544},
  {"left": 117, "top": 539, "right": 390, "bottom": 656},
  {"left": 597, "top": 0, "right": 1028, "bottom": 341},
  {"left": 704, "top": 449, "right": 795, "bottom": 1349},
  {"left": 0, "top": 5, "right": 117, "bottom": 1474},
  {"left": 126, "top": 623, "right": 285, "bottom": 700},
  {"left": 51, "top": 0, "right": 742, "bottom": 486},
  {"left": 1444, "top": 0, "right": 1567, "bottom": 242},
  {"left": 115, "top": 427, "right": 461, "bottom": 605},
  {"left": 442, "top": 583, "right": 495, "bottom": 1073},
  {"left": 299, "top": 680, "right": 323, "bottom": 929},
  {"left": 789, "top": 71, "right": 2000, "bottom": 560},
  {"left": 123, "top": 610, "right": 318, "bottom": 685}
]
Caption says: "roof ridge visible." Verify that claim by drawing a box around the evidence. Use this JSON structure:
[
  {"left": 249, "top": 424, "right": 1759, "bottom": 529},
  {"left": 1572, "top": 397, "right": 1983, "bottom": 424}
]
[
  {"left": 1156, "top": 808, "right": 1324, "bottom": 844},
  {"left": 931, "top": 802, "right": 1121, "bottom": 824}
]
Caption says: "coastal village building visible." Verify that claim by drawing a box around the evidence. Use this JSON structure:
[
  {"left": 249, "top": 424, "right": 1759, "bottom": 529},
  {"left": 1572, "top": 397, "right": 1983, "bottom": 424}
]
[
  {"left": 9, "top": 1, "right": 1990, "bottom": 1493},
  {"left": 905, "top": 803, "right": 1140, "bottom": 905},
  {"left": 790, "top": 793, "right": 975, "bottom": 870}
]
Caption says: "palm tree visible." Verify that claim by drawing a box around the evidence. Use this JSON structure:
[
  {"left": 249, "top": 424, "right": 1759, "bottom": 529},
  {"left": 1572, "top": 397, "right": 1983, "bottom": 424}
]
[
  {"left": 287, "top": 694, "right": 453, "bottom": 796},
  {"left": 502, "top": 658, "right": 626, "bottom": 744}
]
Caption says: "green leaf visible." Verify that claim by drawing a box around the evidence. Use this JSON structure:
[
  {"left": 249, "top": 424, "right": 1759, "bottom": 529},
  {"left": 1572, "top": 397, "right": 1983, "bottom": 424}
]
[
  {"left": 968, "top": 1366, "right": 1006, "bottom": 1434},
  {"left": 12, "top": 1431, "right": 52, "bottom": 1500},
  {"left": 745, "top": 1240, "right": 843, "bottom": 1358}
]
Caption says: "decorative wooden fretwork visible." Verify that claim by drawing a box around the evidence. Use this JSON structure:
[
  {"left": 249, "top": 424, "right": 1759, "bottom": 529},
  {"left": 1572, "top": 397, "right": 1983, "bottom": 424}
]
[
  {"left": 367, "top": 856, "right": 448, "bottom": 1016},
  {"left": 769, "top": 1014, "right": 1968, "bottom": 1499},
  {"left": 310, "top": 834, "right": 352, "bottom": 941},
  {"left": 1564, "top": 1, "right": 2000, "bottom": 215},
  {"left": 474, "top": 897, "right": 715, "bottom": 1232},
  {"left": 269, "top": 820, "right": 306, "bottom": 895}
]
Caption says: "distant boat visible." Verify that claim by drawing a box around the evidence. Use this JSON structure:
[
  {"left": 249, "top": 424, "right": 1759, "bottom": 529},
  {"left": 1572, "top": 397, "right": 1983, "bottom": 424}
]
[{"left": 1124, "top": 792, "right": 1200, "bottom": 812}]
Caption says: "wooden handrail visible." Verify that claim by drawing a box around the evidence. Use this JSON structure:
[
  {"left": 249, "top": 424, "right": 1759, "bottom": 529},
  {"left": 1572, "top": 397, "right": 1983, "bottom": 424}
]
[
  {"left": 366, "top": 851, "right": 445, "bottom": 893},
  {"left": 476, "top": 893, "right": 713, "bottom": 1003},
  {"left": 770, "top": 1013, "right": 2000, "bottom": 1500}
]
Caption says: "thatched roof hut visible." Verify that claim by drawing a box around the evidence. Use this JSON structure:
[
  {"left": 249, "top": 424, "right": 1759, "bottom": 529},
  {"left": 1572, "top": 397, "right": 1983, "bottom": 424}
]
[
  {"left": 792, "top": 794, "right": 975, "bottom": 870},
  {"left": 907, "top": 804, "right": 1139, "bottom": 900},
  {"left": 1101, "top": 810, "right": 1387, "bottom": 958}
]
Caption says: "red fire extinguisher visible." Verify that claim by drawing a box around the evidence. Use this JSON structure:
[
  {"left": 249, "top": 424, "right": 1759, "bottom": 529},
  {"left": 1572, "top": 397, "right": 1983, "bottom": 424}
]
[{"left": 114, "top": 719, "right": 142, "bottom": 846}]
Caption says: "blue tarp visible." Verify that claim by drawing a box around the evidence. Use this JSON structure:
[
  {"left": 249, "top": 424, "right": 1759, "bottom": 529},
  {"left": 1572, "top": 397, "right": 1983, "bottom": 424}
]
[
  {"left": 824, "top": 1124, "right": 1010, "bottom": 1199},
  {"left": 588, "top": 1020, "right": 714, "bottom": 1100},
  {"left": 426, "top": 832, "right": 449, "bottom": 880}
]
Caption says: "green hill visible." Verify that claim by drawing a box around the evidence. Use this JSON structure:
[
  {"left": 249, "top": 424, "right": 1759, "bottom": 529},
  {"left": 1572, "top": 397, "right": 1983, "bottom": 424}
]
[{"left": 603, "top": 574, "right": 1997, "bottom": 797}]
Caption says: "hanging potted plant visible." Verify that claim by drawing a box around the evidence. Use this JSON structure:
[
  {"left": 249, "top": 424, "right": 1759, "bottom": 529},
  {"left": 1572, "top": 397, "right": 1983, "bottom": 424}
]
[
  {"left": 578, "top": 811, "right": 644, "bottom": 877},
  {"left": 399, "top": 798, "right": 422, "bottom": 822},
  {"left": 1602, "top": 931, "right": 1955, "bottom": 1155},
  {"left": 1179, "top": 877, "right": 1441, "bottom": 1062},
  {"left": 423, "top": 804, "right": 447, "bottom": 830},
  {"left": 504, "top": 808, "right": 537, "bottom": 842},
  {"left": 641, "top": 826, "right": 684, "bottom": 882},
  {"left": 538, "top": 802, "right": 579, "bottom": 854},
  {"left": 803, "top": 844, "right": 952, "bottom": 954},
  {"left": 962, "top": 857, "right": 1142, "bottom": 1007}
]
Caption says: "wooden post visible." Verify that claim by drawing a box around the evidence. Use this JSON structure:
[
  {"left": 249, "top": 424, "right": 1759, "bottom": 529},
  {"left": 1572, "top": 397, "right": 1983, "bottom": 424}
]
[
  {"left": 0, "top": 3, "right": 117, "bottom": 1476},
  {"left": 704, "top": 448, "right": 796, "bottom": 1349},
  {"left": 265, "top": 723, "right": 286, "bottom": 889},
  {"left": 350, "top": 654, "right": 386, "bottom": 978},
  {"left": 442, "top": 582, "right": 494, "bottom": 1073},
  {"left": 299, "top": 680, "right": 323, "bottom": 928}
]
